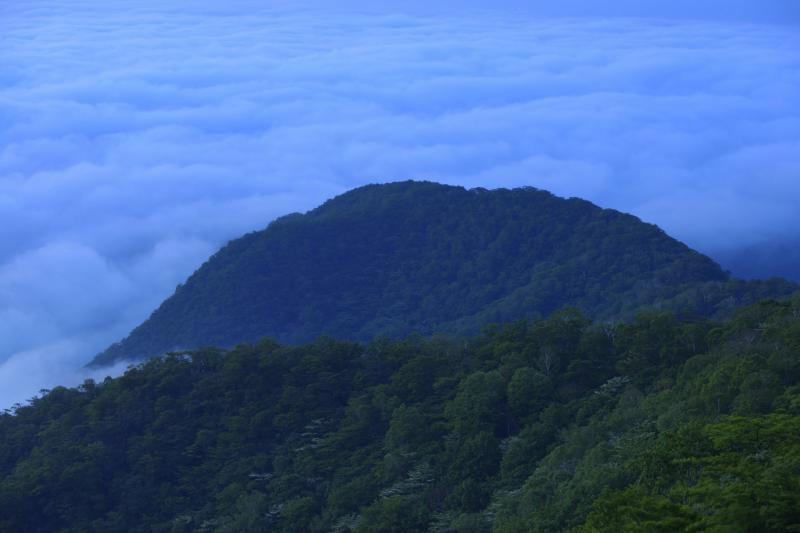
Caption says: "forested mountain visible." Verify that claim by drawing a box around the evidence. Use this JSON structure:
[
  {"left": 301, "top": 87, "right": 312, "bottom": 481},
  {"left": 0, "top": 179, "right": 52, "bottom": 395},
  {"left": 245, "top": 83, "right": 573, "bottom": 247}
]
[
  {"left": 92, "top": 181, "right": 796, "bottom": 366},
  {"left": 3, "top": 296, "right": 799, "bottom": 531}
]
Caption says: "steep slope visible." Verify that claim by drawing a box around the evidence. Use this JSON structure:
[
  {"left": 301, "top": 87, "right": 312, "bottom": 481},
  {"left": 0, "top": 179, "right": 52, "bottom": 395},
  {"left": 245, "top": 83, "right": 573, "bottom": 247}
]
[{"left": 92, "top": 181, "right": 792, "bottom": 365}]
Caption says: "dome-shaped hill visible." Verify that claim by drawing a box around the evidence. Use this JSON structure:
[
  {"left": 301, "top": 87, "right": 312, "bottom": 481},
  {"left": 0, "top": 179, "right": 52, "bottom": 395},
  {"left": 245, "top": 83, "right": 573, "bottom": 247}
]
[{"left": 91, "top": 181, "right": 794, "bottom": 365}]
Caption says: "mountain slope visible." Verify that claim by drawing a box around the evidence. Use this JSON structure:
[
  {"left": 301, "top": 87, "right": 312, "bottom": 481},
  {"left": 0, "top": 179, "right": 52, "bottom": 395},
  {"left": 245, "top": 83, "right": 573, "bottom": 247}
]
[
  {"left": 4, "top": 297, "right": 799, "bottom": 531},
  {"left": 92, "top": 181, "right": 792, "bottom": 365}
]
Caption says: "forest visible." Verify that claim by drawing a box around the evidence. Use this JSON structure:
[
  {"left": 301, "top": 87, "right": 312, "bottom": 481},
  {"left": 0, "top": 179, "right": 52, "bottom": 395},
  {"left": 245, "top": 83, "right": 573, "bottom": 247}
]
[{"left": 3, "top": 295, "right": 798, "bottom": 532}]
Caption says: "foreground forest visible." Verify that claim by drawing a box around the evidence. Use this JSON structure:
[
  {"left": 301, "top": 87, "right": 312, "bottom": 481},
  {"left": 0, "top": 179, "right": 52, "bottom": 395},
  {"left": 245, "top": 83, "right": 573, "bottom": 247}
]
[{"left": 2, "top": 295, "right": 799, "bottom": 532}]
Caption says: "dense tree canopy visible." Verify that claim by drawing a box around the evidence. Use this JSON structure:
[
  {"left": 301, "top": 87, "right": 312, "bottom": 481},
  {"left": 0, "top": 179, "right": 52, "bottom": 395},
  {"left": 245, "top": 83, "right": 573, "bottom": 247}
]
[{"left": 3, "top": 294, "right": 799, "bottom": 532}]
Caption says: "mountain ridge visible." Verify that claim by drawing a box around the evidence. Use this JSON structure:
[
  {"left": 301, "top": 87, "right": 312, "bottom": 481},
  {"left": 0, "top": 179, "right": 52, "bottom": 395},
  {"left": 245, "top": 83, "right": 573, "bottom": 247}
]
[{"left": 91, "top": 181, "right": 796, "bottom": 366}]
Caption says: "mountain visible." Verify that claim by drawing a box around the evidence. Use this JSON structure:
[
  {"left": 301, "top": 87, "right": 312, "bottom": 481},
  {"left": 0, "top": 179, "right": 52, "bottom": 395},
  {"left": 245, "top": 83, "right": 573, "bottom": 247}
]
[
  {"left": 92, "top": 181, "right": 796, "bottom": 366},
  {"left": 3, "top": 297, "right": 799, "bottom": 531}
]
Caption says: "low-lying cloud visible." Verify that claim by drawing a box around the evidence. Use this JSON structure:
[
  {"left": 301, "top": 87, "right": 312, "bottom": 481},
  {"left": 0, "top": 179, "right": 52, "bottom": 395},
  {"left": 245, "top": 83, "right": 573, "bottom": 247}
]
[{"left": 1, "top": 0, "right": 798, "bottom": 407}]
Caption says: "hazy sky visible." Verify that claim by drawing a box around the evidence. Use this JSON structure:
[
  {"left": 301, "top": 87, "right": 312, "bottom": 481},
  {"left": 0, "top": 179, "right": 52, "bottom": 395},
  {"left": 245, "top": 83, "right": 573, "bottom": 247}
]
[{"left": 1, "top": 0, "right": 798, "bottom": 407}]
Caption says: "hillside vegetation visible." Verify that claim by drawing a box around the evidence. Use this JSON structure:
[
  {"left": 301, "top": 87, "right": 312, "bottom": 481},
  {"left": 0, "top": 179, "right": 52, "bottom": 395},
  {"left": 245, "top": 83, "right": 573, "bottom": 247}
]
[
  {"left": 93, "top": 181, "right": 795, "bottom": 365},
  {"left": 3, "top": 295, "right": 799, "bottom": 532}
]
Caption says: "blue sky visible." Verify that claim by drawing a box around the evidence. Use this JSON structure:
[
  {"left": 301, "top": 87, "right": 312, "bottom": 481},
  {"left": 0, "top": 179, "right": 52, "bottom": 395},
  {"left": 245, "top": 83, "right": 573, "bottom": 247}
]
[{"left": 0, "top": 0, "right": 798, "bottom": 407}]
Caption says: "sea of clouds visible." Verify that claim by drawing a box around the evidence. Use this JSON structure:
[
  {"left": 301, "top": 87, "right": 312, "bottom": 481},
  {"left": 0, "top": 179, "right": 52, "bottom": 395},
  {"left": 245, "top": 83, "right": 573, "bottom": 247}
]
[{"left": 1, "top": 0, "right": 799, "bottom": 407}]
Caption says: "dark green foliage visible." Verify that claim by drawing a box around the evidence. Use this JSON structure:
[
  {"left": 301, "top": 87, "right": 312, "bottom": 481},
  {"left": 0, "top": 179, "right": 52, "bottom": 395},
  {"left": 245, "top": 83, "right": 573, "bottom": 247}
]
[
  {"left": 93, "top": 181, "right": 795, "bottom": 366},
  {"left": 579, "top": 414, "right": 800, "bottom": 532},
  {"left": 2, "top": 296, "right": 799, "bottom": 531}
]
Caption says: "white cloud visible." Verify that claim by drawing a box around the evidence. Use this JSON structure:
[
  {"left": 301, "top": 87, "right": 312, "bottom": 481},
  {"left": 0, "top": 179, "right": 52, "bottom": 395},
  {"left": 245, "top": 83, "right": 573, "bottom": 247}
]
[{"left": 0, "top": 0, "right": 798, "bottom": 407}]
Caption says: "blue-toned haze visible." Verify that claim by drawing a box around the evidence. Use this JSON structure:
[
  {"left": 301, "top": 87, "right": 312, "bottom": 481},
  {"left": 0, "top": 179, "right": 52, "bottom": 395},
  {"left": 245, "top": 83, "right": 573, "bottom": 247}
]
[{"left": 0, "top": 0, "right": 798, "bottom": 407}]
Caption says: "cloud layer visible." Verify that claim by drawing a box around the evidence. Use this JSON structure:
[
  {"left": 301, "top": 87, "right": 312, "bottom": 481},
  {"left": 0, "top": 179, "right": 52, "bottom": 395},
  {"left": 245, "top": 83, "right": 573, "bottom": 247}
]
[{"left": 1, "top": 0, "right": 799, "bottom": 407}]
